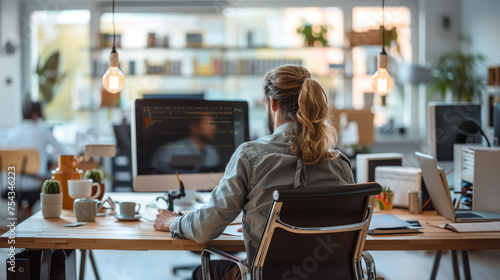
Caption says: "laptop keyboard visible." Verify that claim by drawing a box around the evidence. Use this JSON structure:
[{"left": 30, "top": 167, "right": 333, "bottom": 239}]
[{"left": 456, "top": 212, "right": 482, "bottom": 218}]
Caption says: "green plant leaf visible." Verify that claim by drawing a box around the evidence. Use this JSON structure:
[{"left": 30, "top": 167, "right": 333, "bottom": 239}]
[{"left": 426, "top": 52, "right": 486, "bottom": 102}]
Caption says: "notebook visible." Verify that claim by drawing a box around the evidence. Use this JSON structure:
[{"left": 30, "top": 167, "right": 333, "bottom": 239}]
[
  {"left": 441, "top": 222, "right": 500, "bottom": 233},
  {"left": 368, "top": 214, "right": 423, "bottom": 235}
]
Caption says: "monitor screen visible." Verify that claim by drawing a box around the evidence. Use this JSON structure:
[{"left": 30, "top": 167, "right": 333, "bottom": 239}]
[
  {"left": 143, "top": 93, "right": 205, "bottom": 100},
  {"left": 131, "top": 98, "right": 249, "bottom": 191},
  {"left": 428, "top": 103, "right": 482, "bottom": 162}
]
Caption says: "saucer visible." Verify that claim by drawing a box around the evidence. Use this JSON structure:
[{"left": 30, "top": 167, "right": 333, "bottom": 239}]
[{"left": 114, "top": 214, "right": 141, "bottom": 222}]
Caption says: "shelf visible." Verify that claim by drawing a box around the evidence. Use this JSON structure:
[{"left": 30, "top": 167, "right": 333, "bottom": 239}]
[
  {"left": 85, "top": 46, "right": 348, "bottom": 53},
  {"left": 487, "top": 85, "right": 500, "bottom": 94},
  {"left": 375, "top": 135, "right": 418, "bottom": 144},
  {"left": 88, "top": 73, "right": 346, "bottom": 79}
]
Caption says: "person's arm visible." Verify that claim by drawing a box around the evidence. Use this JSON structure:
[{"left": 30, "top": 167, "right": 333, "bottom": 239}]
[{"left": 155, "top": 145, "right": 251, "bottom": 244}]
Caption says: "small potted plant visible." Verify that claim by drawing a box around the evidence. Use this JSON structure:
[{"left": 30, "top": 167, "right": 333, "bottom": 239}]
[
  {"left": 376, "top": 186, "right": 395, "bottom": 210},
  {"left": 84, "top": 169, "right": 105, "bottom": 200},
  {"left": 40, "top": 179, "right": 62, "bottom": 219}
]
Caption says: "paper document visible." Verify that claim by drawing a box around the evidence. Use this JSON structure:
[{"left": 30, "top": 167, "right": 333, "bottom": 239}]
[
  {"left": 223, "top": 225, "right": 243, "bottom": 237},
  {"left": 440, "top": 222, "right": 500, "bottom": 233}
]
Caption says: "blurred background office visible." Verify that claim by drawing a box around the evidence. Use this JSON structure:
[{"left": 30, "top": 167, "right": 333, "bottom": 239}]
[
  {"left": 1, "top": 0, "right": 500, "bottom": 279},
  {"left": 4, "top": 98, "right": 65, "bottom": 176}
]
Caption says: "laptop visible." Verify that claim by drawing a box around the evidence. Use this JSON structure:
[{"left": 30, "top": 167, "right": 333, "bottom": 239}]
[{"left": 416, "top": 152, "right": 500, "bottom": 222}]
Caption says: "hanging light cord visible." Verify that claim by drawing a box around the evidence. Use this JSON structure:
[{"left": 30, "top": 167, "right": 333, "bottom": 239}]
[
  {"left": 112, "top": 0, "right": 116, "bottom": 52},
  {"left": 381, "top": 0, "right": 386, "bottom": 54}
]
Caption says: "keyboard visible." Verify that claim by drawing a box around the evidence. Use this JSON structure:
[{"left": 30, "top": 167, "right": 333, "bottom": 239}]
[{"left": 456, "top": 212, "right": 482, "bottom": 219}]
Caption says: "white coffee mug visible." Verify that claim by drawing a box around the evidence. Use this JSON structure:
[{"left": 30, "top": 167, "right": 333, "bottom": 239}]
[
  {"left": 117, "top": 202, "right": 141, "bottom": 218},
  {"left": 68, "top": 179, "right": 101, "bottom": 200}
]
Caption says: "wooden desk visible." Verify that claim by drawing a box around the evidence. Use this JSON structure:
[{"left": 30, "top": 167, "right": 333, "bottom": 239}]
[
  {"left": 3, "top": 208, "right": 500, "bottom": 280},
  {"left": 3, "top": 209, "right": 500, "bottom": 252},
  {"left": 1, "top": 210, "right": 243, "bottom": 252}
]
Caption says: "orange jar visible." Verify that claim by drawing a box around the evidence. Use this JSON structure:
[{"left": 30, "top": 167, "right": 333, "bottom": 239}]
[{"left": 52, "top": 155, "right": 83, "bottom": 209}]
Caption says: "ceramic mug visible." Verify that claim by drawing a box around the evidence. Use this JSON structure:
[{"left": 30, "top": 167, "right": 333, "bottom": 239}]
[
  {"left": 67, "top": 179, "right": 101, "bottom": 200},
  {"left": 74, "top": 198, "right": 99, "bottom": 222},
  {"left": 117, "top": 202, "right": 141, "bottom": 218}
]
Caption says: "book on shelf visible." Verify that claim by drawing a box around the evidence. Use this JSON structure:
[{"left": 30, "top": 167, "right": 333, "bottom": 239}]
[
  {"left": 440, "top": 222, "right": 500, "bottom": 233},
  {"left": 368, "top": 214, "right": 423, "bottom": 235}
]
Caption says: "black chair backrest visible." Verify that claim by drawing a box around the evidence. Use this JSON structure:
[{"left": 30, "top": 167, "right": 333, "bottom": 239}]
[
  {"left": 257, "top": 183, "right": 381, "bottom": 280},
  {"left": 113, "top": 124, "right": 131, "bottom": 155}
]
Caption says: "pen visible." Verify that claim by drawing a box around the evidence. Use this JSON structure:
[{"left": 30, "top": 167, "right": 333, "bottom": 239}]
[{"left": 175, "top": 171, "right": 181, "bottom": 188}]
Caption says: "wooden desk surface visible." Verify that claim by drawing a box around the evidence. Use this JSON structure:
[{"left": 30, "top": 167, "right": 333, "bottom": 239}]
[{"left": 2, "top": 209, "right": 500, "bottom": 252}]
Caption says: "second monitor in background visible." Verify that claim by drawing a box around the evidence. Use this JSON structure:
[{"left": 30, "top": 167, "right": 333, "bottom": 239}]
[
  {"left": 427, "top": 102, "right": 482, "bottom": 162},
  {"left": 131, "top": 99, "right": 250, "bottom": 192}
]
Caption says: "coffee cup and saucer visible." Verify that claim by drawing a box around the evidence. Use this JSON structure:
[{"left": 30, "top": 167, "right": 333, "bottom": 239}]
[
  {"left": 68, "top": 179, "right": 102, "bottom": 223},
  {"left": 114, "top": 202, "right": 141, "bottom": 222}
]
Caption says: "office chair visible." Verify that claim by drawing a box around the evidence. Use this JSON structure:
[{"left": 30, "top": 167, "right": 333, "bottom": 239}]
[
  {"left": 201, "top": 183, "right": 381, "bottom": 280},
  {"left": 0, "top": 149, "right": 42, "bottom": 220},
  {"left": 112, "top": 124, "right": 133, "bottom": 192}
]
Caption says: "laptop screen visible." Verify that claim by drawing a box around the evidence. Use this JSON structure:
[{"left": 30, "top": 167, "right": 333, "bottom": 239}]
[{"left": 416, "top": 152, "right": 456, "bottom": 221}]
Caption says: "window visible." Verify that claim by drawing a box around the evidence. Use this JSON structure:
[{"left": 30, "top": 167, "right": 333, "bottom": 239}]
[
  {"left": 30, "top": 10, "right": 91, "bottom": 120},
  {"left": 351, "top": 7, "right": 412, "bottom": 134}
]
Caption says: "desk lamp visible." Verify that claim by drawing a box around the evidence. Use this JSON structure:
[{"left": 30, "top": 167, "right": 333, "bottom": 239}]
[{"left": 457, "top": 118, "right": 491, "bottom": 147}]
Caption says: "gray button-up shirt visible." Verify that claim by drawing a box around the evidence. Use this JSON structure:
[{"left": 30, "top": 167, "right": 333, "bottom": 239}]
[{"left": 170, "top": 122, "right": 354, "bottom": 264}]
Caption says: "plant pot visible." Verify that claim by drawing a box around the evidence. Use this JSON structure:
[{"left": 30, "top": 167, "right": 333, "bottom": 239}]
[
  {"left": 94, "top": 181, "right": 105, "bottom": 201},
  {"left": 375, "top": 191, "right": 395, "bottom": 211},
  {"left": 41, "top": 193, "right": 62, "bottom": 219}
]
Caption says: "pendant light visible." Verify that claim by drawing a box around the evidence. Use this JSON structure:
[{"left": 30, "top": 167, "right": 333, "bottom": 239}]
[
  {"left": 102, "top": 0, "right": 124, "bottom": 94},
  {"left": 371, "top": 0, "right": 393, "bottom": 96}
]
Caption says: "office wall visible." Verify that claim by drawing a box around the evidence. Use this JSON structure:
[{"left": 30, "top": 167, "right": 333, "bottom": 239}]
[
  {"left": 462, "top": 0, "right": 500, "bottom": 66},
  {"left": 418, "top": 0, "right": 462, "bottom": 64},
  {"left": 0, "top": 0, "right": 22, "bottom": 128},
  {"left": 416, "top": 0, "right": 463, "bottom": 138}
]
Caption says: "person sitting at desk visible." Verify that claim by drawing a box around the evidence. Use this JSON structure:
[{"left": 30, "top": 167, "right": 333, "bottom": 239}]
[
  {"left": 154, "top": 65, "right": 354, "bottom": 280},
  {"left": 5, "top": 99, "right": 65, "bottom": 176},
  {"left": 3, "top": 100, "right": 65, "bottom": 218},
  {"left": 150, "top": 114, "right": 220, "bottom": 174}
]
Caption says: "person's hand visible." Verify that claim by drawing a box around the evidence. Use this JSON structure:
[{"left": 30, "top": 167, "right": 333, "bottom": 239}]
[{"left": 153, "top": 209, "right": 180, "bottom": 232}]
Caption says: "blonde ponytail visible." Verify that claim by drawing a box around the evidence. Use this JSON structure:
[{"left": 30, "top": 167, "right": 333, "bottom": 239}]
[{"left": 263, "top": 65, "right": 337, "bottom": 165}]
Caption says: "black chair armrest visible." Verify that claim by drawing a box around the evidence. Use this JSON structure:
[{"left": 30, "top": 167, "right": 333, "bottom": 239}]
[
  {"left": 201, "top": 247, "right": 250, "bottom": 280},
  {"left": 362, "top": 251, "right": 377, "bottom": 280}
]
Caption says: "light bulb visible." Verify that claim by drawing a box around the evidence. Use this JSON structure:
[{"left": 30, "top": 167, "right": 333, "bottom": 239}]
[
  {"left": 371, "top": 68, "right": 393, "bottom": 96},
  {"left": 371, "top": 52, "right": 393, "bottom": 96},
  {"left": 102, "top": 50, "right": 124, "bottom": 94},
  {"left": 102, "top": 67, "right": 124, "bottom": 94}
]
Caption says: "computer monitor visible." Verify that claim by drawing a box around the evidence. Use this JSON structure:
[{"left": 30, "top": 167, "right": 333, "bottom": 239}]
[
  {"left": 143, "top": 93, "right": 205, "bottom": 100},
  {"left": 131, "top": 98, "right": 249, "bottom": 191},
  {"left": 427, "top": 102, "right": 482, "bottom": 162}
]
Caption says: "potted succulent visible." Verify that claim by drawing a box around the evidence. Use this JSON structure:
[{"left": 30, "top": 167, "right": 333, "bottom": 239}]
[
  {"left": 376, "top": 186, "right": 395, "bottom": 211},
  {"left": 84, "top": 169, "right": 105, "bottom": 200},
  {"left": 40, "top": 179, "right": 62, "bottom": 219}
]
